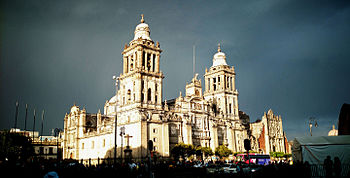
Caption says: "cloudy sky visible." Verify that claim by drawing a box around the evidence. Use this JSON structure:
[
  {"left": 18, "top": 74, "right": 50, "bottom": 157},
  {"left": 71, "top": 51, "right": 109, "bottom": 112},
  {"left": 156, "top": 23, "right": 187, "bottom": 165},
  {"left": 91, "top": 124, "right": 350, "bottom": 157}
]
[{"left": 1, "top": 0, "right": 349, "bottom": 140}]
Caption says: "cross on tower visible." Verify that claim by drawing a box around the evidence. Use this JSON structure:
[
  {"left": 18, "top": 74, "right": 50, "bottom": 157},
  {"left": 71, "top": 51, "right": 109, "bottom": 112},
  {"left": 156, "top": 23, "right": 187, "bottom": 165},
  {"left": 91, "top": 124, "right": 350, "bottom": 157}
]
[{"left": 124, "top": 134, "right": 133, "bottom": 147}]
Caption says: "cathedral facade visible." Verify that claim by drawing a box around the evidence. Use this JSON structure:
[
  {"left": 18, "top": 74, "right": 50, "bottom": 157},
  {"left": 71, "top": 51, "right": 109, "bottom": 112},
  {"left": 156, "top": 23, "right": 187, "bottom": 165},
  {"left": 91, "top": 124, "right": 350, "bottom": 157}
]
[
  {"left": 250, "top": 109, "right": 290, "bottom": 154},
  {"left": 63, "top": 15, "right": 288, "bottom": 162}
]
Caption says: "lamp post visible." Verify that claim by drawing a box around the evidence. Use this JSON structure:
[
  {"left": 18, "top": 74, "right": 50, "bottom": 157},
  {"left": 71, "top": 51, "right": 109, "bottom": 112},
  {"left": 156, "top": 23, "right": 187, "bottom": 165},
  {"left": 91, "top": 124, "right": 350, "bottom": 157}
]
[
  {"left": 113, "top": 75, "right": 119, "bottom": 165},
  {"left": 54, "top": 128, "right": 61, "bottom": 163},
  {"left": 308, "top": 117, "right": 318, "bottom": 136},
  {"left": 120, "top": 126, "right": 125, "bottom": 162}
]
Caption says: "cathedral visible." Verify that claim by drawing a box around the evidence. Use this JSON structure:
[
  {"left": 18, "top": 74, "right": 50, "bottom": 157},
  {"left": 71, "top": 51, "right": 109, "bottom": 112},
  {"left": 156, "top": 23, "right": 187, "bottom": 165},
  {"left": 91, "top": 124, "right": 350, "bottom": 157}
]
[
  {"left": 250, "top": 109, "right": 290, "bottom": 154},
  {"left": 62, "top": 15, "right": 288, "bottom": 163}
]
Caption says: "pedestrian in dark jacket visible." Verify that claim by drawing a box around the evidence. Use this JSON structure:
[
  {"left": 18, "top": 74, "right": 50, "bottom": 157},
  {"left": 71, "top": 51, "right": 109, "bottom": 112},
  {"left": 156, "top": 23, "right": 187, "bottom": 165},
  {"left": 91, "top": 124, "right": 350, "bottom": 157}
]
[
  {"left": 334, "top": 157, "right": 341, "bottom": 178},
  {"left": 324, "top": 156, "right": 333, "bottom": 178}
]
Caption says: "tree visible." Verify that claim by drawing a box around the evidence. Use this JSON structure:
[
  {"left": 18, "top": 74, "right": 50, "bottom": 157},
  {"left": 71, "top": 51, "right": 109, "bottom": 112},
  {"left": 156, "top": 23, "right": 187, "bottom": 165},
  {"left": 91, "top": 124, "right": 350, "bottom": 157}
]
[
  {"left": 215, "top": 145, "right": 233, "bottom": 158},
  {"left": 0, "top": 131, "right": 34, "bottom": 163},
  {"left": 201, "top": 147, "right": 214, "bottom": 157},
  {"left": 171, "top": 143, "right": 195, "bottom": 160},
  {"left": 269, "top": 152, "right": 285, "bottom": 158}
]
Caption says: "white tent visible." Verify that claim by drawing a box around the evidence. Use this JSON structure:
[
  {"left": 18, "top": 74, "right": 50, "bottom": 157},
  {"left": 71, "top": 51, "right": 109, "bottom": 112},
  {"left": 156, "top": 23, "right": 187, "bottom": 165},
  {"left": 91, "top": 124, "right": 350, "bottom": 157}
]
[{"left": 292, "top": 135, "right": 350, "bottom": 165}]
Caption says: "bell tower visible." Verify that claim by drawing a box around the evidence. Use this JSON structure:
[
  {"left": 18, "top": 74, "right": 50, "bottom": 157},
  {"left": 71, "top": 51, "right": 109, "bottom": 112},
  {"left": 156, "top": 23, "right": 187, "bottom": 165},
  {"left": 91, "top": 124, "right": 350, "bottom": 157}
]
[
  {"left": 204, "top": 44, "right": 239, "bottom": 120},
  {"left": 118, "top": 15, "right": 163, "bottom": 110}
]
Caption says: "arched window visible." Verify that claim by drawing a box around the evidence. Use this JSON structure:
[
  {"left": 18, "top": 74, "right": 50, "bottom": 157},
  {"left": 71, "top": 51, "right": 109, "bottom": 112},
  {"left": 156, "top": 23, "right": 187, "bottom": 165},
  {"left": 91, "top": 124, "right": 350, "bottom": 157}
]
[
  {"left": 142, "top": 51, "right": 145, "bottom": 69},
  {"left": 148, "top": 88, "right": 152, "bottom": 102},
  {"left": 213, "top": 78, "right": 216, "bottom": 91},
  {"left": 127, "top": 89, "right": 131, "bottom": 101},
  {"left": 147, "top": 54, "right": 151, "bottom": 71},
  {"left": 207, "top": 78, "right": 210, "bottom": 91},
  {"left": 226, "top": 76, "right": 230, "bottom": 89},
  {"left": 218, "top": 76, "right": 220, "bottom": 88},
  {"left": 130, "top": 56, "right": 134, "bottom": 71}
]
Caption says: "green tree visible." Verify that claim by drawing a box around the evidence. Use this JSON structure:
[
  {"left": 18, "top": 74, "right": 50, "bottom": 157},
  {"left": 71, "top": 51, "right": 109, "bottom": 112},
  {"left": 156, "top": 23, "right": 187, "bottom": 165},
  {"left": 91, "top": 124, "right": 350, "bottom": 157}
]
[
  {"left": 0, "top": 131, "right": 34, "bottom": 163},
  {"left": 215, "top": 145, "right": 233, "bottom": 158},
  {"left": 269, "top": 152, "right": 285, "bottom": 158},
  {"left": 171, "top": 143, "right": 196, "bottom": 160},
  {"left": 201, "top": 147, "right": 214, "bottom": 156}
]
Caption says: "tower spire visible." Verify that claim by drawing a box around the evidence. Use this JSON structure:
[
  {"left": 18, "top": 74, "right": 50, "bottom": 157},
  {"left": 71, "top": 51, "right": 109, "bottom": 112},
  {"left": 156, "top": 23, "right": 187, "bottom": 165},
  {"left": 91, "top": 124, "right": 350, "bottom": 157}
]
[
  {"left": 218, "top": 43, "right": 221, "bottom": 52},
  {"left": 141, "top": 14, "right": 145, "bottom": 23}
]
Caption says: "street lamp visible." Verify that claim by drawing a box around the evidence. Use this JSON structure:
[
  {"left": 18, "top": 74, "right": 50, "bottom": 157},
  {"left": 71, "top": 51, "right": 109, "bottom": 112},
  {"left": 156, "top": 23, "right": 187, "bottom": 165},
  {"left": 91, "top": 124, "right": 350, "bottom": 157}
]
[
  {"left": 308, "top": 117, "right": 318, "bottom": 136},
  {"left": 113, "top": 75, "right": 119, "bottom": 165},
  {"left": 54, "top": 128, "right": 62, "bottom": 162},
  {"left": 120, "top": 126, "right": 125, "bottom": 162}
]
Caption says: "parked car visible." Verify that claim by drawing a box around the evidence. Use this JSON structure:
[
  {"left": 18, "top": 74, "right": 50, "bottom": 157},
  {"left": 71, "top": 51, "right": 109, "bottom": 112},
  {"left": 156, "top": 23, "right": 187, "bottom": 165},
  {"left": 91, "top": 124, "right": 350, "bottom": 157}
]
[
  {"left": 193, "top": 163, "right": 203, "bottom": 168},
  {"left": 206, "top": 164, "right": 223, "bottom": 174},
  {"left": 223, "top": 164, "right": 238, "bottom": 174},
  {"left": 206, "top": 164, "right": 217, "bottom": 174},
  {"left": 242, "top": 164, "right": 263, "bottom": 175}
]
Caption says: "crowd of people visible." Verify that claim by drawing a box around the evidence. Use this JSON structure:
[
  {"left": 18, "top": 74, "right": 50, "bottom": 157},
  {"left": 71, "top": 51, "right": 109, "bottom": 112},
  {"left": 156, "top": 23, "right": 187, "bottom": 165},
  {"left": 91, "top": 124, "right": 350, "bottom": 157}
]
[
  {"left": 0, "top": 158, "right": 348, "bottom": 178},
  {"left": 323, "top": 156, "right": 343, "bottom": 178}
]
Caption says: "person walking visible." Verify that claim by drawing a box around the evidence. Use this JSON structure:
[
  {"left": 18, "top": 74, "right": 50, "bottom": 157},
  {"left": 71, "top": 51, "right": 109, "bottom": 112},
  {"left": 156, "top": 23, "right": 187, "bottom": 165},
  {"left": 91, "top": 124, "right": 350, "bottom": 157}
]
[
  {"left": 334, "top": 157, "right": 341, "bottom": 178},
  {"left": 324, "top": 156, "right": 333, "bottom": 178}
]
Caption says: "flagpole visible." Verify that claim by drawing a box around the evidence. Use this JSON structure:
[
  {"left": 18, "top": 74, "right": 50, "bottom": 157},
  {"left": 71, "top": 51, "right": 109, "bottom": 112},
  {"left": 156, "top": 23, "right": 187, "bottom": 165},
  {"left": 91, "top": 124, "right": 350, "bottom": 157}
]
[
  {"left": 24, "top": 104, "right": 28, "bottom": 131},
  {"left": 41, "top": 110, "right": 44, "bottom": 158},
  {"left": 33, "top": 109, "right": 36, "bottom": 142},
  {"left": 41, "top": 110, "right": 44, "bottom": 137},
  {"left": 14, "top": 101, "right": 19, "bottom": 131}
]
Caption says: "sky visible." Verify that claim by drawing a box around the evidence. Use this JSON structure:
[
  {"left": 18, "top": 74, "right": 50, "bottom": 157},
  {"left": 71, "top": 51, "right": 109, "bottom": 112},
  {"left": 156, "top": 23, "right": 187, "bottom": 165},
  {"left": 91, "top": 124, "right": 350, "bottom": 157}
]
[{"left": 1, "top": 0, "right": 349, "bottom": 140}]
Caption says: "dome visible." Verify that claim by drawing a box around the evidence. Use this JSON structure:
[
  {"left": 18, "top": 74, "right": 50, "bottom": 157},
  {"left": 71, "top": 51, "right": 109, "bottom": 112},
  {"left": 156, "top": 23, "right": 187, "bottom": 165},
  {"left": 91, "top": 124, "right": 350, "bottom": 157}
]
[
  {"left": 328, "top": 125, "right": 338, "bottom": 136},
  {"left": 133, "top": 14, "right": 151, "bottom": 41},
  {"left": 109, "top": 95, "right": 117, "bottom": 103},
  {"left": 212, "top": 44, "right": 228, "bottom": 67}
]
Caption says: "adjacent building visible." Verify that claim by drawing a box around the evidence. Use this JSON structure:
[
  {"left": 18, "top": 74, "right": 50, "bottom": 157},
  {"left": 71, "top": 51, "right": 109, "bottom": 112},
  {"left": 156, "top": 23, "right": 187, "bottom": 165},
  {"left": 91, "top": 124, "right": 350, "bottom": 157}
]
[
  {"left": 250, "top": 109, "right": 290, "bottom": 154},
  {"left": 9, "top": 128, "right": 62, "bottom": 160}
]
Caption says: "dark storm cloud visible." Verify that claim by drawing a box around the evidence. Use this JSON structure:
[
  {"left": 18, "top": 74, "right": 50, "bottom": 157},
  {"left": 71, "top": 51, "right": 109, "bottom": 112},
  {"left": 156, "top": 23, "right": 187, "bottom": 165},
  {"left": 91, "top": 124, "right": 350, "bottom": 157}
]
[{"left": 1, "top": 0, "right": 350, "bottom": 140}]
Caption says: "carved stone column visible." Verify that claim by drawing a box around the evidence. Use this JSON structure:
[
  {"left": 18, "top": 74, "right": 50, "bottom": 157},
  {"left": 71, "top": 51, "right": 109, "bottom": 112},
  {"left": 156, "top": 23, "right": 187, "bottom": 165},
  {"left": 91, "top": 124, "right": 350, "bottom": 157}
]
[
  {"left": 123, "top": 56, "right": 127, "bottom": 74},
  {"left": 144, "top": 52, "right": 148, "bottom": 70},
  {"left": 137, "top": 48, "right": 142, "bottom": 69},
  {"left": 156, "top": 54, "right": 160, "bottom": 73},
  {"left": 150, "top": 53, "right": 154, "bottom": 72}
]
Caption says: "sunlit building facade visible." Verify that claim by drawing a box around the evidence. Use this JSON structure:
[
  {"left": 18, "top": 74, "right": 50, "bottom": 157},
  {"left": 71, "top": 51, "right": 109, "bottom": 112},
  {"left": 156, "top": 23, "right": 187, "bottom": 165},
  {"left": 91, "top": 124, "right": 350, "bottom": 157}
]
[
  {"left": 250, "top": 109, "right": 290, "bottom": 154},
  {"left": 63, "top": 15, "right": 287, "bottom": 163}
]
